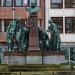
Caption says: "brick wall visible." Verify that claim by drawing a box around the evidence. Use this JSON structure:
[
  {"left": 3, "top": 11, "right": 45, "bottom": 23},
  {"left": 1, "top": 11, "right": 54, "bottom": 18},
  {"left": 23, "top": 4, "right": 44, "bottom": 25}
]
[{"left": 0, "top": 0, "right": 45, "bottom": 42}]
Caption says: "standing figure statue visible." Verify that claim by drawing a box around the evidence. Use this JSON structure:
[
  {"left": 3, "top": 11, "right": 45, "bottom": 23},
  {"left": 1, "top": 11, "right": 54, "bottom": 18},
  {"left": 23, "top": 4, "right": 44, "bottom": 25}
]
[
  {"left": 7, "top": 19, "right": 29, "bottom": 51},
  {"left": 48, "top": 20, "right": 61, "bottom": 51},
  {"left": 20, "top": 25, "right": 30, "bottom": 51},
  {"left": 38, "top": 27, "right": 50, "bottom": 51},
  {"left": 15, "top": 19, "right": 22, "bottom": 51},
  {"left": 7, "top": 19, "right": 17, "bottom": 51}
]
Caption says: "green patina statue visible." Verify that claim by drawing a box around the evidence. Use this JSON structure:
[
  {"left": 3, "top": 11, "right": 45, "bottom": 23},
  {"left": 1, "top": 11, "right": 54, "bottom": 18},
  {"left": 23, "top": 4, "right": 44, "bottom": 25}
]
[
  {"left": 20, "top": 25, "right": 30, "bottom": 51},
  {"left": 7, "top": 19, "right": 29, "bottom": 51},
  {"left": 48, "top": 20, "right": 61, "bottom": 51},
  {"left": 7, "top": 19, "right": 17, "bottom": 51},
  {"left": 27, "top": 4, "right": 39, "bottom": 14},
  {"left": 38, "top": 27, "right": 50, "bottom": 51},
  {"left": 7, "top": 4, "right": 39, "bottom": 51}
]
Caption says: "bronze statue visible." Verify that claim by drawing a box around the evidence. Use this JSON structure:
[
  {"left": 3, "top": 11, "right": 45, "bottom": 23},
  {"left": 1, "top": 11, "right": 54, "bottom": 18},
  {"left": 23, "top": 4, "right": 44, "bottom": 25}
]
[
  {"left": 15, "top": 19, "right": 23, "bottom": 51},
  {"left": 27, "top": 4, "right": 39, "bottom": 15},
  {"left": 20, "top": 25, "right": 30, "bottom": 51},
  {"left": 48, "top": 20, "right": 61, "bottom": 51},
  {"left": 7, "top": 20, "right": 17, "bottom": 51},
  {"left": 38, "top": 27, "right": 50, "bottom": 51},
  {"left": 7, "top": 19, "right": 29, "bottom": 51}
]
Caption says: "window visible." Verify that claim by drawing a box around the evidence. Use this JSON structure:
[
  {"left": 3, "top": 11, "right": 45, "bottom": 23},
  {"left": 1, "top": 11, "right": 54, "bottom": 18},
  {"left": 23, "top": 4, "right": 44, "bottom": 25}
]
[
  {"left": 15, "top": 0, "right": 22, "bottom": 6},
  {"left": 51, "top": 0, "right": 63, "bottom": 8},
  {"left": 4, "top": 19, "right": 12, "bottom": 32},
  {"left": 51, "top": 17, "right": 63, "bottom": 33},
  {"left": 28, "top": 0, "right": 36, "bottom": 6},
  {"left": 0, "top": 0, "right": 1, "bottom": 6},
  {"left": 62, "top": 47, "right": 75, "bottom": 61},
  {"left": 0, "top": 20, "right": 2, "bottom": 32},
  {"left": 65, "top": 18, "right": 75, "bottom": 33},
  {"left": 65, "top": 0, "right": 75, "bottom": 8},
  {"left": 4, "top": 0, "right": 12, "bottom": 6},
  {"left": 28, "top": 0, "right": 40, "bottom": 6},
  {"left": 3, "top": 0, "right": 40, "bottom": 7},
  {"left": 4, "top": 19, "right": 26, "bottom": 32},
  {"left": 23, "top": 0, "right": 27, "bottom": 6}
]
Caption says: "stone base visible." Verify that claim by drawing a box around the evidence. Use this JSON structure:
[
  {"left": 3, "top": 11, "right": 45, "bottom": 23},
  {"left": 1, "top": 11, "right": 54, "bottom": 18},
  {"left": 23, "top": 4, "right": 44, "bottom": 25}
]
[
  {"left": 3, "top": 56, "right": 26, "bottom": 64},
  {"left": 43, "top": 51, "right": 66, "bottom": 64},
  {"left": 4, "top": 51, "right": 27, "bottom": 56},
  {"left": 3, "top": 51, "right": 27, "bottom": 64},
  {"left": 43, "top": 55, "right": 66, "bottom": 64},
  {"left": 3, "top": 50, "right": 66, "bottom": 64}
]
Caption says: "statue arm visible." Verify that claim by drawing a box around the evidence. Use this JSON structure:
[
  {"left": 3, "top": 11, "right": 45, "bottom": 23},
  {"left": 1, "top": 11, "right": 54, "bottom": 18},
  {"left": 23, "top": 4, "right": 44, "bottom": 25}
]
[{"left": 7, "top": 23, "right": 11, "bottom": 33}]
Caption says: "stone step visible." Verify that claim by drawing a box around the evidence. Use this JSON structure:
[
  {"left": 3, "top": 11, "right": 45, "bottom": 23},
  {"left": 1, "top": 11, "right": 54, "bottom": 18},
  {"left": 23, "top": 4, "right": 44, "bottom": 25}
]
[
  {"left": 0, "top": 71, "right": 75, "bottom": 75},
  {"left": 8, "top": 64, "right": 61, "bottom": 72}
]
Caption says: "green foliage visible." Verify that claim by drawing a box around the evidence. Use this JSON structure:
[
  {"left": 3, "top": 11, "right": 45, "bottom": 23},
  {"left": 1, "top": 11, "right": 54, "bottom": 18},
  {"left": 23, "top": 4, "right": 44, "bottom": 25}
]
[
  {"left": 0, "top": 64, "right": 9, "bottom": 72},
  {"left": 0, "top": 64, "right": 75, "bottom": 73}
]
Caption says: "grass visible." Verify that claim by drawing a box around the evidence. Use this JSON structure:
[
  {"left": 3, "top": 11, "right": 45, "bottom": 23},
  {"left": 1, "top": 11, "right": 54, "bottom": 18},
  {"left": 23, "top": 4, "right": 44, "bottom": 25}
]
[{"left": 0, "top": 64, "right": 75, "bottom": 72}]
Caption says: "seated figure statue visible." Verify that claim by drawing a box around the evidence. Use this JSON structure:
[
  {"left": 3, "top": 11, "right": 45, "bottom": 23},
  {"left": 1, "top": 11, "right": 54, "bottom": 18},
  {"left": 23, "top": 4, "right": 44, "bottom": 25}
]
[{"left": 48, "top": 20, "right": 61, "bottom": 51}]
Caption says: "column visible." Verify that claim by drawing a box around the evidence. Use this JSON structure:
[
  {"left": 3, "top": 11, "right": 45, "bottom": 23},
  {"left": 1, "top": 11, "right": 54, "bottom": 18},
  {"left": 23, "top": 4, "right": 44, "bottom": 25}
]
[
  {"left": 2, "top": 20, "right": 4, "bottom": 32},
  {"left": 63, "top": 0, "right": 65, "bottom": 34}
]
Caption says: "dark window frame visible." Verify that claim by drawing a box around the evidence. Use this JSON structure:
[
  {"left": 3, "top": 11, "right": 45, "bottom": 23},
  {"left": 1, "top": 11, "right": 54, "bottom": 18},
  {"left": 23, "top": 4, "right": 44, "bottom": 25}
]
[
  {"left": 28, "top": 0, "right": 40, "bottom": 7},
  {"left": 65, "top": 17, "right": 75, "bottom": 33},
  {"left": 14, "top": 0, "right": 23, "bottom": 7},
  {"left": 51, "top": 17, "right": 63, "bottom": 33},
  {"left": 3, "top": 0, "right": 40, "bottom": 7},
  {"left": 3, "top": 0, "right": 13, "bottom": 7},
  {"left": 0, "top": 0, "right": 1, "bottom": 6},
  {"left": 51, "top": 0, "right": 63, "bottom": 9},
  {"left": 28, "top": 0, "right": 37, "bottom": 6},
  {"left": 65, "top": 0, "right": 75, "bottom": 8}
]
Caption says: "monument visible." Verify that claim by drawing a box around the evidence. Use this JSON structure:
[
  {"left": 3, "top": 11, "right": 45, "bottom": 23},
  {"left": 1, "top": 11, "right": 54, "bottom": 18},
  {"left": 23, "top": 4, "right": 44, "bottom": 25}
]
[
  {"left": 3, "top": 4, "right": 65, "bottom": 64},
  {"left": 26, "top": 4, "right": 40, "bottom": 50}
]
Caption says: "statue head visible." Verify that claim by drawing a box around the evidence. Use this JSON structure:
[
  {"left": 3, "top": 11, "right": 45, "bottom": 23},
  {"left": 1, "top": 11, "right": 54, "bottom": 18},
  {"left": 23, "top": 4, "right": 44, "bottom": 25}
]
[
  {"left": 15, "top": 18, "right": 21, "bottom": 23},
  {"left": 31, "top": 4, "right": 36, "bottom": 8},
  {"left": 48, "top": 19, "right": 58, "bottom": 33},
  {"left": 48, "top": 19, "right": 53, "bottom": 24}
]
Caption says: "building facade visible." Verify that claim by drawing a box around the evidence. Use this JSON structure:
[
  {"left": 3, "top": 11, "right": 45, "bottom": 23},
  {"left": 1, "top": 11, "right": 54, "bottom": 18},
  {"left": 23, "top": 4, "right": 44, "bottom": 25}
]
[
  {"left": 0, "top": 0, "right": 45, "bottom": 50},
  {"left": 0, "top": 0, "right": 45, "bottom": 64},
  {"left": 0, "top": 0, "right": 75, "bottom": 64},
  {"left": 45, "top": 0, "right": 75, "bottom": 62}
]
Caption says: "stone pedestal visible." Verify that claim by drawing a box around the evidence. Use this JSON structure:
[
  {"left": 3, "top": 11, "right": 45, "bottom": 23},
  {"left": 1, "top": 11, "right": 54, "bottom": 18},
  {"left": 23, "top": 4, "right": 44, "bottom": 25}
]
[
  {"left": 28, "top": 14, "right": 40, "bottom": 50},
  {"left": 3, "top": 51, "right": 27, "bottom": 64},
  {"left": 43, "top": 51, "right": 66, "bottom": 64},
  {"left": 3, "top": 50, "right": 66, "bottom": 64},
  {"left": 27, "top": 50, "right": 42, "bottom": 64}
]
